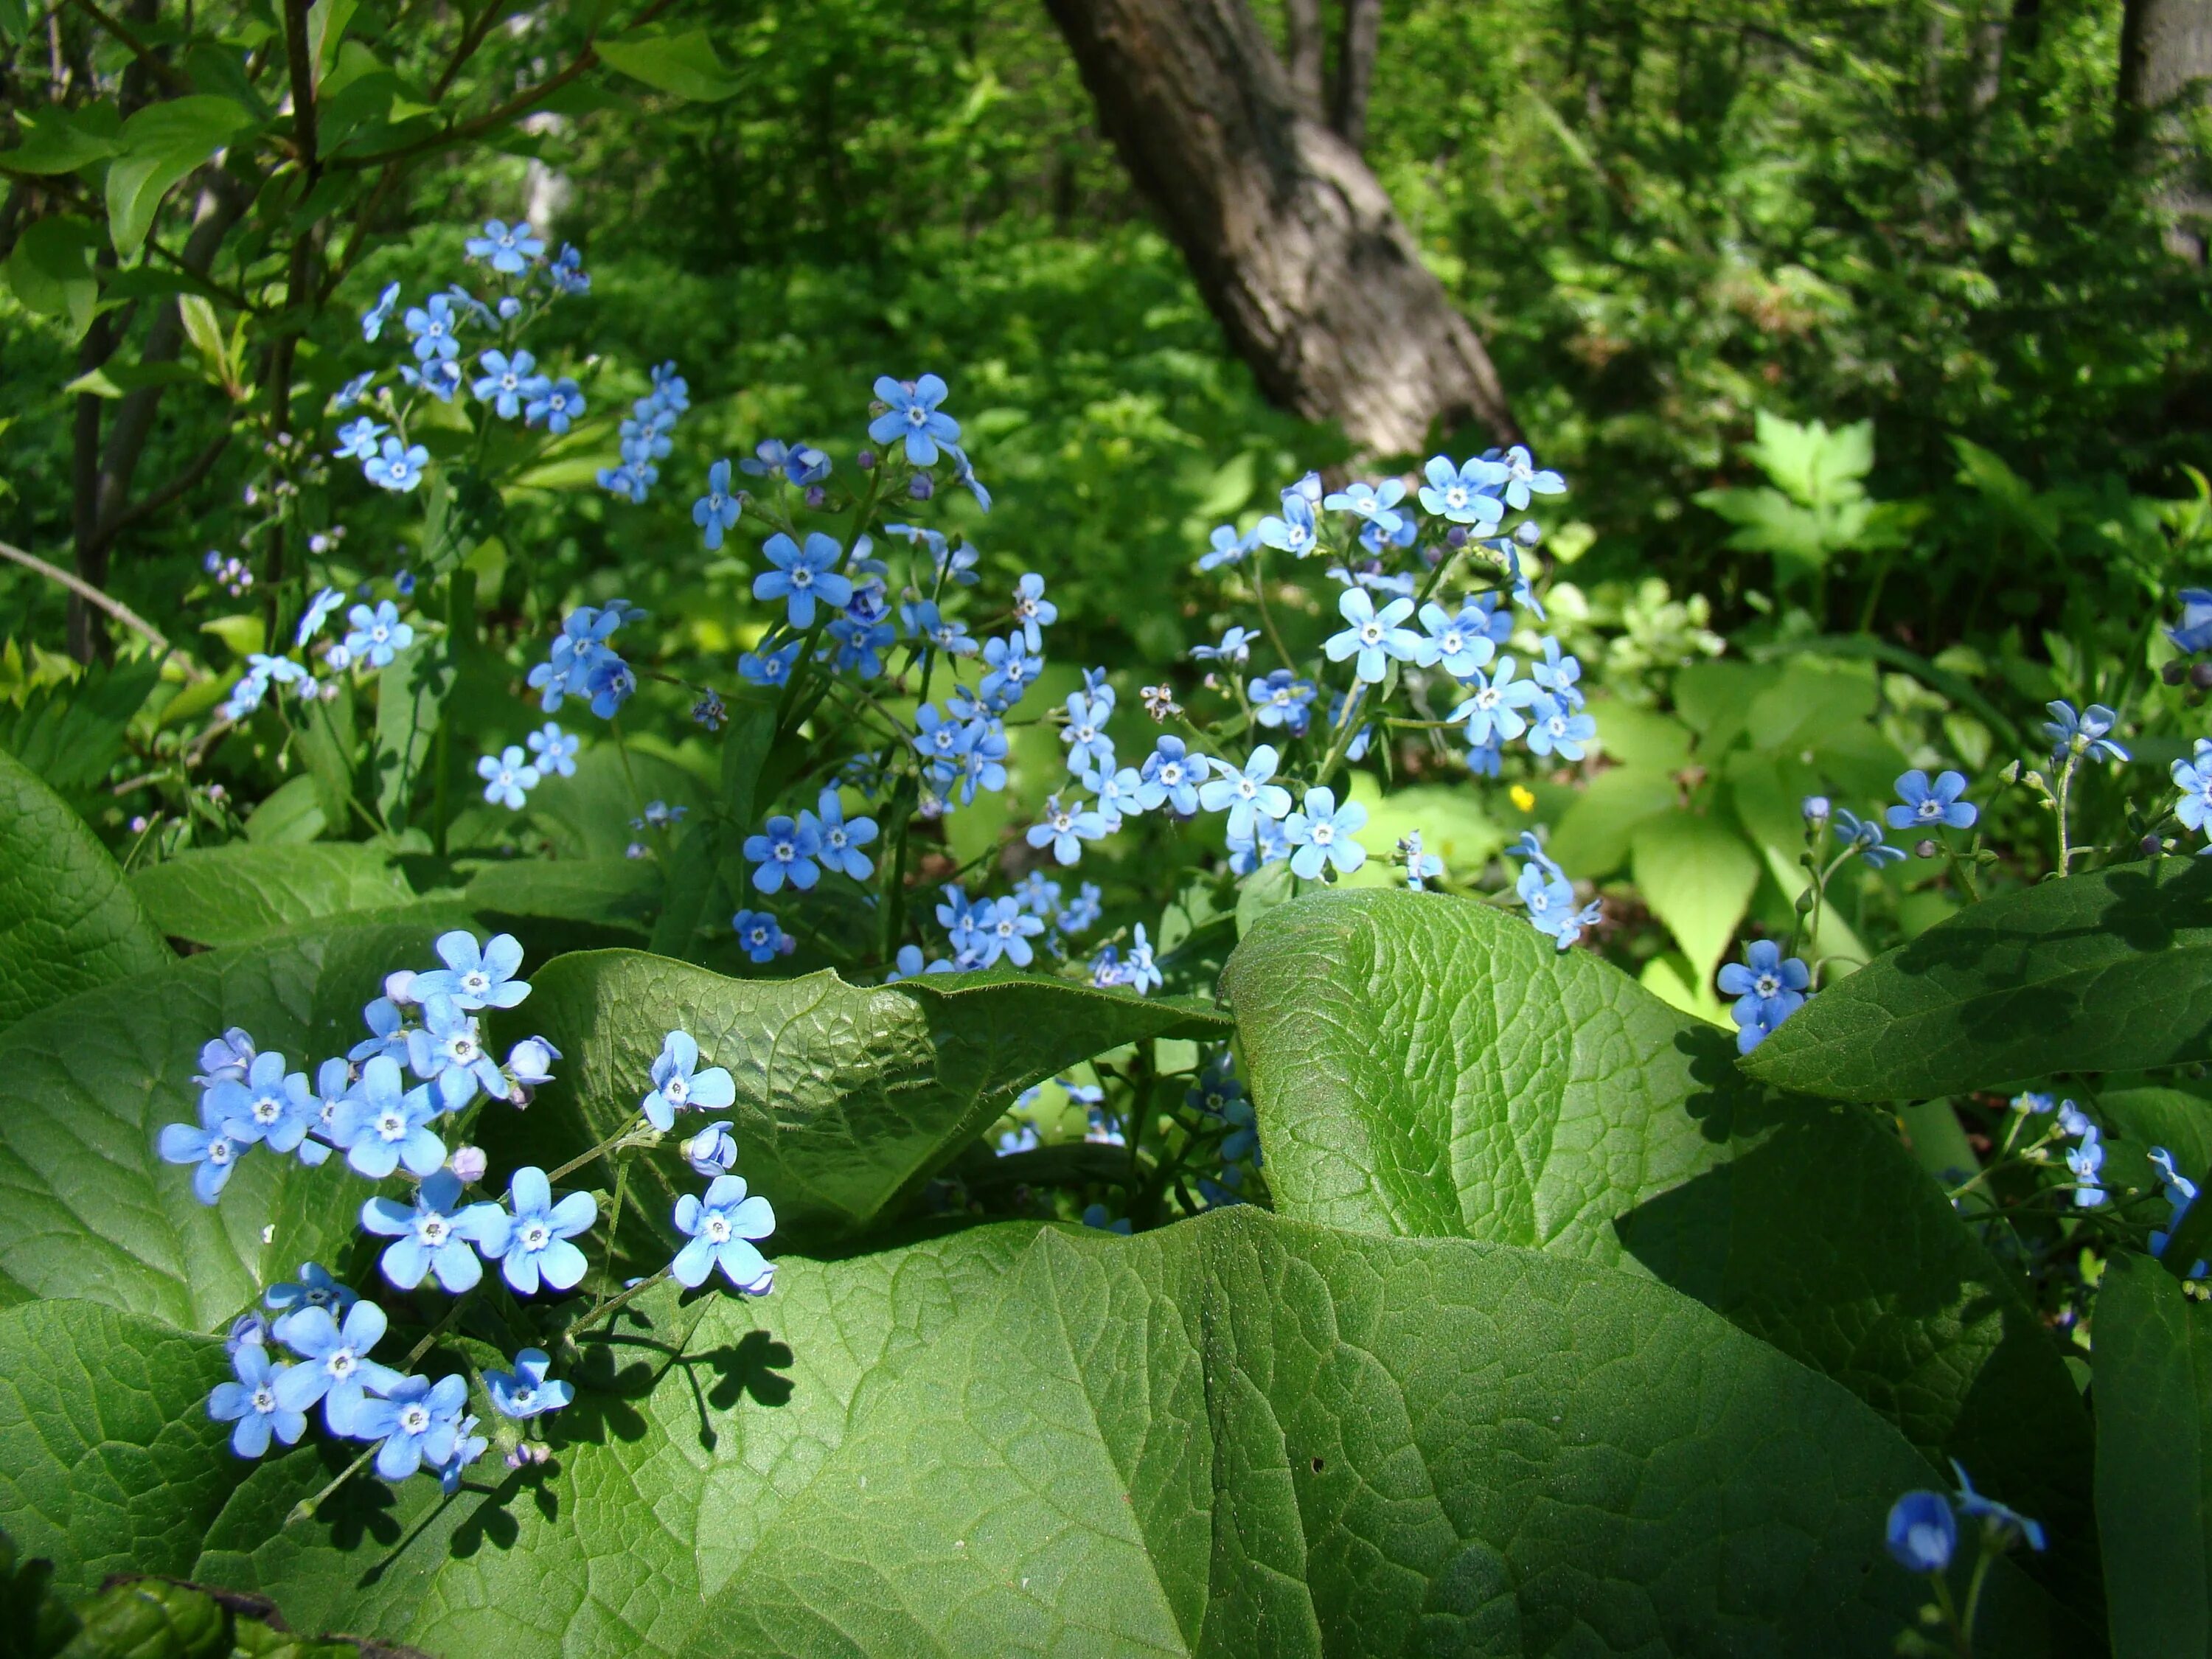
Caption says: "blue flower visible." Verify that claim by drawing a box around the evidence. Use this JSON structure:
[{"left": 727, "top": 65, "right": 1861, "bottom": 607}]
[
  {"left": 828, "top": 613, "right": 895, "bottom": 678},
  {"left": 684, "top": 1121, "right": 740, "bottom": 1178},
  {"left": 207, "top": 1341, "right": 307, "bottom": 1459},
  {"left": 487, "top": 1349, "right": 573, "bottom": 1420},
  {"left": 546, "top": 243, "right": 590, "bottom": 295},
  {"left": 1056, "top": 882, "right": 1103, "bottom": 934},
  {"left": 1525, "top": 694, "right": 1597, "bottom": 761},
  {"left": 694, "top": 459, "right": 744, "bottom": 551},
  {"left": 477, "top": 745, "right": 539, "bottom": 809},
  {"left": 739, "top": 438, "right": 830, "bottom": 485},
  {"left": 342, "top": 600, "right": 414, "bottom": 669},
  {"left": 1248, "top": 669, "right": 1317, "bottom": 732},
  {"left": 745, "top": 813, "right": 822, "bottom": 894},
  {"left": 1284, "top": 787, "right": 1368, "bottom": 880},
  {"left": 2065, "top": 1126, "right": 2106, "bottom": 1208},
  {"left": 465, "top": 218, "right": 544, "bottom": 273},
  {"left": 1010, "top": 573, "right": 1057, "bottom": 651},
  {"left": 1449, "top": 657, "right": 1540, "bottom": 746},
  {"left": 755, "top": 530, "right": 854, "bottom": 627},
  {"left": 672, "top": 1173, "right": 777, "bottom": 1291},
  {"left": 2042, "top": 700, "right": 2129, "bottom": 765},
  {"left": 1499, "top": 445, "right": 1566, "bottom": 509},
  {"left": 265, "top": 1262, "right": 356, "bottom": 1341},
  {"left": 731, "top": 908, "right": 789, "bottom": 963},
  {"left": 492, "top": 1166, "right": 596, "bottom": 1295},
  {"left": 1830, "top": 808, "right": 1906, "bottom": 868},
  {"left": 273, "top": 1300, "right": 401, "bottom": 1433},
  {"left": 945, "top": 442, "right": 991, "bottom": 509},
  {"left": 332, "top": 1054, "right": 445, "bottom": 1179},
  {"left": 1416, "top": 601, "right": 1499, "bottom": 678},
  {"left": 1197, "top": 745, "right": 1292, "bottom": 841},
  {"left": 1013, "top": 872, "right": 1062, "bottom": 915},
  {"left": 1531, "top": 638, "right": 1585, "bottom": 709},
  {"left": 913, "top": 703, "right": 978, "bottom": 778},
  {"left": 1137, "top": 737, "right": 1208, "bottom": 815},
  {"left": 1516, "top": 856, "right": 1579, "bottom": 942},
  {"left": 975, "top": 895, "right": 1047, "bottom": 964},
  {"left": 159, "top": 1096, "right": 249, "bottom": 1204},
  {"left": 333, "top": 371, "right": 375, "bottom": 409},
  {"left": 1082, "top": 1203, "right": 1134, "bottom": 1234},
  {"left": 900, "top": 600, "right": 975, "bottom": 658},
  {"left": 472, "top": 349, "right": 539, "bottom": 419},
  {"left": 1254, "top": 490, "right": 1318, "bottom": 558},
  {"left": 1717, "top": 940, "right": 1810, "bottom": 1054},
  {"left": 739, "top": 641, "right": 801, "bottom": 686},
  {"left": 296, "top": 588, "right": 346, "bottom": 650},
  {"left": 403, "top": 294, "right": 459, "bottom": 361},
  {"left": 1324, "top": 588, "right": 1427, "bottom": 684},
  {"left": 643, "top": 1029, "right": 737, "bottom": 1133},
  {"left": 868, "top": 372, "right": 961, "bottom": 465},
  {"left": 1887, "top": 769, "right": 1978, "bottom": 832},
  {"left": 2167, "top": 588, "right": 2212, "bottom": 654},
  {"left": 1416, "top": 454, "right": 1508, "bottom": 524},
  {"left": 1197, "top": 523, "right": 1254, "bottom": 572},
  {"left": 334, "top": 415, "right": 386, "bottom": 461},
  {"left": 524, "top": 722, "right": 579, "bottom": 779},
  {"left": 1059, "top": 689, "right": 1117, "bottom": 772},
  {"left": 1026, "top": 795, "right": 1109, "bottom": 866},
  {"left": 1189, "top": 626, "right": 1257, "bottom": 666},
  {"left": 1121, "top": 925, "right": 1164, "bottom": 994},
  {"left": 805, "top": 788, "right": 878, "bottom": 880},
  {"left": 353, "top": 1371, "right": 470, "bottom": 1482},
  {"left": 1950, "top": 1462, "right": 2046, "bottom": 1552},
  {"left": 406, "top": 993, "right": 507, "bottom": 1108},
  {"left": 361, "top": 1169, "right": 507, "bottom": 1293},
  {"left": 364, "top": 434, "right": 431, "bottom": 498},
  {"left": 361, "top": 282, "right": 400, "bottom": 341},
  {"left": 980, "top": 636, "right": 1043, "bottom": 706},
  {"left": 201, "top": 1048, "right": 308, "bottom": 1155},
  {"left": 524, "top": 376, "right": 585, "bottom": 432},
  {"left": 1885, "top": 1490, "right": 1956, "bottom": 1574},
  {"left": 1322, "top": 478, "right": 1409, "bottom": 535}
]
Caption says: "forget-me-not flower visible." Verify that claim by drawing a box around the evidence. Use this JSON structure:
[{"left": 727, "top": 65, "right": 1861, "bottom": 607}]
[
  {"left": 334, "top": 416, "right": 386, "bottom": 461},
  {"left": 493, "top": 1166, "right": 597, "bottom": 1295},
  {"left": 1284, "top": 787, "right": 1367, "bottom": 880},
  {"left": 1197, "top": 745, "right": 1291, "bottom": 841},
  {"left": 672, "top": 1173, "right": 777, "bottom": 1291},
  {"left": 1887, "top": 769, "right": 1978, "bottom": 832},
  {"left": 332, "top": 1055, "right": 445, "bottom": 1179},
  {"left": 207, "top": 1341, "right": 307, "bottom": 1459},
  {"left": 361, "top": 1169, "right": 507, "bottom": 1293},
  {"left": 1499, "top": 445, "right": 1566, "bottom": 509},
  {"left": 159, "top": 1094, "right": 250, "bottom": 1203},
  {"left": 1010, "top": 573, "right": 1057, "bottom": 652},
  {"left": 487, "top": 1348, "right": 573, "bottom": 1420},
  {"left": 2042, "top": 700, "right": 2129, "bottom": 767},
  {"left": 477, "top": 745, "right": 539, "bottom": 810},
  {"left": 343, "top": 601, "right": 414, "bottom": 667},
  {"left": 525, "top": 377, "right": 584, "bottom": 432},
  {"left": 805, "top": 788, "right": 878, "bottom": 880},
  {"left": 1254, "top": 490, "right": 1317, "bottom": 558},
  {"left": 1832, "top": 807, "right": 1907, "bottom": 868},
  {"left": 1248, "top": 669, "right": 1317, "bottom": 732},
  {"left": 1323, "top": 478, "right": 1408, "bottom": 535},
  {"left": 206, "top": 1049, "right": 316, "bottom": 1156},
  {"left": 731, "top": 908, "right": 789, "bottom": 964},
  {"left": 1324, "top": 588, "right": 1427, "bottom": 684},
  {"left": 416, "top": 931, "right": 531, "bottom": 1012},
  {"left": 473, "top": 349, "right": 538, "bottom": 419},
  {"left": 1197, "top": 524, "right": 1253, "bottom": 571},
  {"left": 695, "top": 459, "right": 743, "bottom": 550},
  {"left": 868, "top": 372, "right": 960, "bottom": 465},
  {"left": 353, "top": 1371, "right": 470, "bottom": 1482},
  {"left": 526, "top": 722, "right": 579, "bottom": 778},
  {"left": 465, "top": 218, "right": 544, "bottom": 273},
  {"left": 1416, "top": 454, "right": 1508, "bottom": 524},
  {"left": 361, "top": 281, "right": 400, "bottom": 341},
  {"left": 980, "top": 636, "right": 1042, "bottom": 705},
  {"left": 273, "top": 1300, "right": 400, "bottom": 1433},
  {"left": 1526, "top": 694, "right": 1596, "bottom": 762},
  {"left": 407, "top": 994, "right": 506, "bottom": 1107},
  {"left": 1137, "top": 737, "right": 1208, "bottom": 815},
  {"left": 1885, "top": 1491, "right": 1956, "bottom": 1574},
  {"left": 1416, "top": 601, "right": 1499, "bottom": 678},
  {"left": 1450, "top": 657, "right": 1540, "bottom": 747},
  {"left": 754, "top": 531, "right": 854, "bottom": 628},
  {"left": 643, "top": 1029, "right": 737, "bottom": 1133},
  {"left": 1717, "top": 939, "right": 1810, "bottom": 1054},
  {"left": 1027, "top": 795, "right": 1109, "bottom": 866},
  {"left": 745, "top": 813, "right": 823, "bottom": 894},
  {"left": 265, "top": 1262, "right": 355, "bottom": 1341},
  {"left": 364, "top": 435, "right": 429, "bottom": 493}
]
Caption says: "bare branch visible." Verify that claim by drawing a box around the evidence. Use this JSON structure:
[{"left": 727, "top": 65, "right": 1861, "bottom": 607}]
[
  {"left": 64, "top": 0, "right": 192, "bottom": 97},
  {"left": 0, "top": 537, "right": 209, "bottom": 678}
]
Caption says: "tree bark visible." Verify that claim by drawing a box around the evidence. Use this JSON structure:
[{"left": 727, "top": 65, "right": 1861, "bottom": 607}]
[
  {"left": 1039, "top": 0, "right": 1519, "bottom": 456},
  {"left": 1281, "top": 0, "right": 1324, "bottom": 114},
  {"left": 2120, "top": 0, "right": 2212, "bottom": 258},
  {"left": 1329, "top": 0, "right": 1382, "bottom": 151}
]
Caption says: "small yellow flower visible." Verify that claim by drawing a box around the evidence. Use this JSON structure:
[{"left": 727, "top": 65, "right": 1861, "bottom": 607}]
[{"left": 1509, "top": 784, "right": 1536, "bottom": 813}]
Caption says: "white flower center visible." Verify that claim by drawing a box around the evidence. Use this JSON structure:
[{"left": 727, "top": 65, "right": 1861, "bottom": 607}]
[
  {"left": 329, "top": 1349, "right": 356, "bottom": 1378},
  {"left": 377, "top": 1110, "right": 406, "bottom": 1141},
  {"left": 1236, "top": 777, "right": 1256, "bottom": 799},
  {"left": 773, "top": 841, "right": 794, "bottom": 860},
  {"left": 420, "top": 1217, "right": 450, "bottom": 1245},
  {"left": 706, "top": 1215, "right": 731, "bottom": 1242},
  {"left": 253, "top": 1093, "right": 283, "bottom": 1124},
  {"left": 791, "top": 568, "right": 813, "bottom": 589},
  {"left": 1446, "top": 486, "right": 1468, "bottom": 508},
  {"left": 400, "top": 1404, "right": 431, "bottom": 1433},
  {"left": 905, "top": 406, "right": 927, "bottom": 428},
  {"left": 1360, "top": 623, "right": 1382, "bottom": 645},
  {"left": 209, "top": 1139, "right": 233, "bottom": 1165},
  {"left": 1161, "top": 763, "right": 1183, "bottom": 785},
  {"left": 252, "top": 1386, "right": 276, "bottom": 1413},
  {"left": 1312, "top": 824, "right": 1335, "bottom": 846},
  {"left": 1918, "top": 799, "right": 1941, "bottom": 820},
  {"left": 461, "top": 971, "right": 490, "bottom": 995},
  {"left": 371, "top": 625, "right": 389, "bottom": 643},
  {"left": 666, "top": 1074, "right": 690, "bottom": 1105},
  {"left": 1755, "top": 973, "right": 1780, "bottom": 998},
  {"left": 523, "top": 1222, "right": 549, "bottom": 1250}
]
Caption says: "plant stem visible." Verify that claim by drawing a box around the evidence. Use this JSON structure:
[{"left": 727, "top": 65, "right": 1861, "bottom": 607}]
[
  {"left": 546, "top": 1119, "right": 647, "bottom": 1184},
  {"left": 403, "top": 1286, "right": 479, "bottom": 1367},
  {"left": 287, "top": 1446, "right": 376, "bottom": 1526},
  {"left": 571, "top": 1265, "right": 675, "bottom": 1336},
  {"left": 2052, "top": 751, "right": 2078, "bottom": 874},
  {"left": 1245, "top": 546, "right": 1296, "bottom": 672},
  {"left": 598, "top": 1156, "right": 634, "bottom": 1297}
]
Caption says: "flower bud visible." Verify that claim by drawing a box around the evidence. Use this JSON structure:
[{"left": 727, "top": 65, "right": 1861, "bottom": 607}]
[
  {"left": 908, "top": 473, "right": 934, "bottom": 501},
  {"left": 384, "top": 968, "right": 419, "bottom": 1006},
  {"left": 2194, "top": 662, "right": 2212, "bottom": 691},
  {"left": 1916, "top": 838, "right": 1940, "bottom": 860},
  {"left": 804, "top": 485, "right": 827, "bottom": 509},
  {"left": 2145, "top": 834, "right": 2168, "bottom": 859},
  {"left": 1445, "top": 525, "right": 1470, "bottom": 549},
  {"left": 449, "top": 1146, "right": 489, "bottom": 1184},
  {"left": 507, "top": 1036, "right": 561, "bottom": 1087},
  {"left": 683, "top": 1119, "right": 739, "bottom": 1178},
  {"left": 1801, "top": 795, "right": 1830, "bottom": 824},
  {"left": 856, "top": 448, "right": 877, "bottom": 470},
  {"left": 2166, "top": 661, "right": 2190, "bottom": 685}
]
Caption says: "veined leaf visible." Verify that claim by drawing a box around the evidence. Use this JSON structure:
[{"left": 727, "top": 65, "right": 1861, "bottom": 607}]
[
  {"left": 1221, "top": 889, "right": 2097, "bottom": 1611},
  {"left": 0, "top": 917, "right": 462, "bottom": 1328},
  {"left": 596, "top": 29, "right": 740, "bottom": 101},
  {"left": 104, "top": 96, "right": 257, "bottom": 258},
  {"left": 480, "top": 951, "right": 1231, "bottom": 1248},
  {"left": 1743, "top": 858, "right": 2212, "bottom": 1100},
  {"left": 131, "top": 844, "right": 419, "bottom": 948},
  {"left": 0, "top": 746, "right": 170, "bottom": 1032}
]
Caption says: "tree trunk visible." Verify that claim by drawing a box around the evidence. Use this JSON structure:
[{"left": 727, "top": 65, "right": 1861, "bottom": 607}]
[
  {"left": 1039, "top": 0, "right": 1519, "bottom": 456},
  {"left": 1329, "top": 0, "right": 1382, "bottom": 151},
  {"left": 2120, "top": 0, "right": 2212, "bottom": 259},
  {"left": 1281, "top": 0, "right": 1324, "bottom": 114}
]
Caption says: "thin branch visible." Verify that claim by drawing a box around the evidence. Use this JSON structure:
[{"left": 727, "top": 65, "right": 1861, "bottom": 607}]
[
  {"left": 0, "top": 537, "right": 209, "bottom": 678},
  {"left": 64, "top": 0, "right": 192, "bottom": 96},
  {"left": 102, "top": 429, "right": 231, "bottom": 540}
]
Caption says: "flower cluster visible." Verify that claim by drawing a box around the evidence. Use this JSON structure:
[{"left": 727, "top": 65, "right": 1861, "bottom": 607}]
[
  {"left": 526, "top": 599, "right": 645, "bottom": 719},
  {"left": 2149, "top": 1144, "right": 2207, "bottom": 1276},
  {"left": 218, "top": 590, "right": 415, "bottom": 722},
  {"left": 1884, "top": 1465, "right": 2046, "bottom": 1582},
  {"left": 599, "top": 364, "right": 689, "bottom": 503}
]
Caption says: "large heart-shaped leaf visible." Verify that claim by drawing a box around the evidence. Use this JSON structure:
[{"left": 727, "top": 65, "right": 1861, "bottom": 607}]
[
  {"left": 1744, "top": 858, "right": 2212, "bottom": 1100},
  {"left": 130, "top": 844, "right": 421, "bottom": 949},
  {"left": 1221, "top": 888, "right": 2096, "bottom": 1607},
  {"left": 481, "top": 952, "right": 1231, "bottom": 1249},
  {"left": 0, "top": 915, "right": 463, "bottom": 1329},
  {"left": 2092, "top": 1253, "right": 2212, "bottom": 1659},
  {"left": 4, "top": 1214, "right": 2056, "bottom": 1655},
  {"left": 0, "top": 746, "right": 170, "bottom": 1032}
]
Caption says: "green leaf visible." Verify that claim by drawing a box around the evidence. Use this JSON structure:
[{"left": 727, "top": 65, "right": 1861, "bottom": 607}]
[
  {"left": 527, "top": 743, "right": 704, "bottom": 862},
  {"left": 463, "top": 857, "right": 659, "bottom": 935},
  {"left": 58, "top": 1576, "right": 228, "bottom": 1659},
  {"left": 130, "top": 845, "right": 418, "bottom": 949},
  {"left": 1745, "top": 408, "right": 1874, "bottom": 507},
  {"left": 369, "top": 639, "right": 452, "bottom": 828},
  {"left": 0, "top": 917, "right": 462, "bottom": 1327},
  {"left": 189, "top": 1226, "right": 1039, "bottom": 1652},
  {"left": 0, "top": 655, "right": 160, "bottom": 799},
  {"left": 291, "top": 696, "right": 358, "bottom": 843},
  {"left": 4, "top": 1216, "right": 2061, "bottom": 1653},
  {"left": 242, "top": 776, "right": 327, "bottom": 846},
  {"left": 685, "top": 1211, "right": 2052, "bottom": 1655},
  {"left": 104, "top": 97, "right": 258, "bottom": 258},
  {"left": 1743, "top": 858, "right": 2212, "bottom": 1101},
  {"left": 481, "top": 951, "right": 1230, "bottom": 1248},
  {"left": 1630, "top": 809, "right": 1760, "bottom": 992},
  {"left": 1546, "top": 764, "right": 1678, "bottom": 878},
  {"left": 4, "top": 215, "right": 100, "bottom": 339},
  {"left": 2092, "top": 1253, "right": 2212, "bottom": 1658},
  {"left": 595, "top": 29, "right": 741, "bottom": 101},
  {"left": 1220, "top": 889, "right": 2098, "bottom": 1607},
  {"left": 2097, "top": 1084, "right": 2212, "bottom": 1201},
  {"left": 0, "top": 746, "right": 170, "bottom": 1032},
  {"left": 0, "top": 108, "right": 122, "bottom": 175},
  {"left": 0, "top": 1301, "right": 243, "bottom": 1603}
]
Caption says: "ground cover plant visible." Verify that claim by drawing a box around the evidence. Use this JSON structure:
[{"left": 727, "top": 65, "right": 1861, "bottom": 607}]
[{"left": 7, "top": 2, "right": 2212, "bottom": 1657}]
